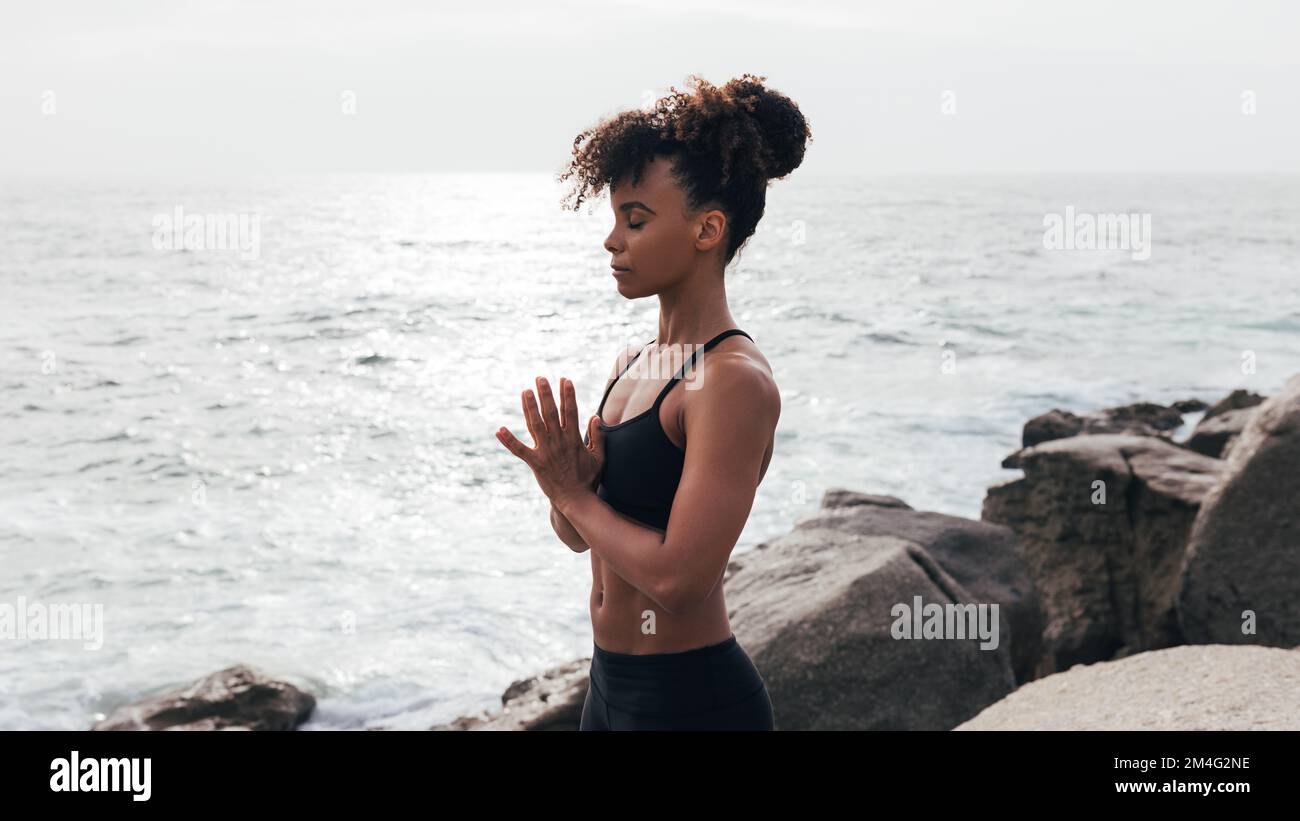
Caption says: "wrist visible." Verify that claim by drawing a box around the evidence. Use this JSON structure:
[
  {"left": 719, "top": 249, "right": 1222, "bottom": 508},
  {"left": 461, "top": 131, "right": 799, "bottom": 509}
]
[{"left": 555, "top": 487, "right": 594, "bottom": 519}]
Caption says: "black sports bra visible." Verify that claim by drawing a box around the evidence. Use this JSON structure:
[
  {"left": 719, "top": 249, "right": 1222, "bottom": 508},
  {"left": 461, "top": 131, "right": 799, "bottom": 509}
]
[{"left": 589, "top": 328, "right": 753, "bottom": 531}]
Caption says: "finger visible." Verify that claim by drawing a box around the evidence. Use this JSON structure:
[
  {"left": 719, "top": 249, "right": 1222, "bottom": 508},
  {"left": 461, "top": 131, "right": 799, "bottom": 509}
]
[
  {"left": 535, "top": 376, "right": 562, "bottom": 441},
  {"left": 588, "top": 415, "right": 604, "bottom": 458},
  {"left": 521, "top": 388, "right": 544, "bottom": 446},
  {"left": 496, "top": 426, "right": 537, "bottom": 467},
  {"left": 559, "top": 377, "right": 583, "bottom": 447}
]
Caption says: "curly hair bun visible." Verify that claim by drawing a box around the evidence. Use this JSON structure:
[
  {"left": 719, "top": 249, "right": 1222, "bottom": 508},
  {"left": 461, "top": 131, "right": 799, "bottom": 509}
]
[
  {"left": 560, "top": 73, "right": 812, "bottom": 264},
  {"left": 704, "top": 74, "right": 810, "bottom": 181}
]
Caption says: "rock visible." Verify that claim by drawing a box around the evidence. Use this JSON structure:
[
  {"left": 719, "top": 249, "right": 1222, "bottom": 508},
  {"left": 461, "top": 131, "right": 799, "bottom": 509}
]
[
  {"left": 982, "top": 434, "right": 1224, "bottom": 680},
  {"left": 726, "top": 488, "right": 912, "bottom": 579},
  {"left": 92, "top": 665, "right": 315, "bottom": 730},
  {"left": 1173, "top": 398, "right": 1208, "bottom": 413},
  {"left": 1186, "top": 405, "right": 1258, "bottom": 458},
  {"left": 430, "top": 658, "right": 589, "bottom": 731},
  {"left": 1022, "top": 409, "right": 1084, "bottom": 447},
  {"left": 1178, "top": 374, "right": 1300, "bottom": 647},
  {"left": 1022, "top": 402, "right": 1184, "bottom": 449},
  {"left": 1203, "top": 389, "right": 1266, "bottom": 419},
  {"left": 1008, "top": 401, "right": 1187, "bottom": 464},
  {"left": 954, "top": 644, "right": 1300, "bottom": 730},
  {"left": 819, "top": 488, "right": 913, "bottom": 510},
  {"left": 726, "top": 527, "right": 1016, "bottom": 730},
  {"left": 795, "top": 499, "right": 1044, "bottom": 685},
  {"left": 1091, "top": 402, "right": 1184, "bottom": 435}
]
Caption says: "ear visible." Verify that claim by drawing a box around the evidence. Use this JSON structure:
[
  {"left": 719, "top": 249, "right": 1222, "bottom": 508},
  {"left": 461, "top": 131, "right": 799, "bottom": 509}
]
[{"left": 694, "top": 208, "right": 728, "bottom": 253}]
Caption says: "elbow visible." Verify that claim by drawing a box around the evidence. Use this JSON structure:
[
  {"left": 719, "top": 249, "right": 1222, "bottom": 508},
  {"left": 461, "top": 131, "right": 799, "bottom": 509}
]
[
  {"left": 656, "top": 579, "right": 698, "bottom": 617},
  {"left": 550, "top": 509, "right": 589, "bottom": 553}
]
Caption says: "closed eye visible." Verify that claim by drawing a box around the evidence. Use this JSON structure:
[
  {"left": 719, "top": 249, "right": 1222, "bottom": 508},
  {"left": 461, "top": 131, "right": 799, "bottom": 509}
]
[{"left": 629, "top": 221, "right": 644, "bottom": 229}]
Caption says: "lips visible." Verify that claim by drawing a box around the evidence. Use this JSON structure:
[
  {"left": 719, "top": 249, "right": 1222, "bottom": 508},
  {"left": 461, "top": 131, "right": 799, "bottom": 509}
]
[{"left": 611, "top": 266, "right": 632, "bottom": 274}]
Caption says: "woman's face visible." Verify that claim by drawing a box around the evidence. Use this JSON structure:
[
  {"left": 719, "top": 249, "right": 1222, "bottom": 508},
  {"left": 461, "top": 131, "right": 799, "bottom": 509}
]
[{"left": 603, "top": 155, "right": 724, "bottom": 297}]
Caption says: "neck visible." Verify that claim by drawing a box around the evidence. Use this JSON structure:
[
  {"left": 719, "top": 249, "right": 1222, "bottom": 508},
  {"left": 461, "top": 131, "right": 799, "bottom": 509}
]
[{"left": 654, "top": 261, "right": 737, "bottom": 346}]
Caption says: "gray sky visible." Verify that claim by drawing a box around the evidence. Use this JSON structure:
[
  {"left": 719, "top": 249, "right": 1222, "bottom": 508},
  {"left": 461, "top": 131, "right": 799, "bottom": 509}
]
[{"left": 2, "top": 0, "right": 1298, "bottom": 175}]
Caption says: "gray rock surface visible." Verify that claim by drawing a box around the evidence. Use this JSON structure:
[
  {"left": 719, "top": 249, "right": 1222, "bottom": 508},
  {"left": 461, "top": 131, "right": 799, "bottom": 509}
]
[
  {"left": 93, "top": 664, "right": 315, "bottom": 730},
  {"left": 430, "top": 658, "right": 589, "bottom": 731},
  {"left": 1186, "top": 406, "right": 1257, "bottom": 458},
  {"left": 955, "top": 644, "right": 1300, "bottom": 730},
  {"left": 727, "top": 527, "right": 1016, "bottom": 729},
  {"left": 983, "top": 434, "right": 1224, "bottom": 679},
  {"left": 1178, "top": 374, "right": 1300, "bottom": 647},
  {"left": 1203, "top": 389, "right": 1266, "bottom": 419},
  {"left": 795, "top": 492, "right": 1043, "bottom": 685}
]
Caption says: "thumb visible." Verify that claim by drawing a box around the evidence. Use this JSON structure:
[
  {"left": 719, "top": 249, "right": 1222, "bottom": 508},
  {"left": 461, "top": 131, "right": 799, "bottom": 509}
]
[{"left": 587, "top": 415, "right": 604, "bottom": 456}]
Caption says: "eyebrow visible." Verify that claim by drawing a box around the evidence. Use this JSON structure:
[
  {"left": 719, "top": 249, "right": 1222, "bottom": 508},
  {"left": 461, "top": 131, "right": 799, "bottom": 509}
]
[{"left": 618, "top": 201, "right": 657, "bottom": 215}]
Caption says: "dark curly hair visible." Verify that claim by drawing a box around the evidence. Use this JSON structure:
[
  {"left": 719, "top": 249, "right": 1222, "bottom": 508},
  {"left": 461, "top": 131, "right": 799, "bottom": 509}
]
[{"left": 558, "top": 74, "right": 812, "bottom": 265}]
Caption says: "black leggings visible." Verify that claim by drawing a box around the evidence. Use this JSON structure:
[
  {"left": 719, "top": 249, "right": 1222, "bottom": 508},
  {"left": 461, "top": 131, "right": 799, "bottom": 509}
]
[{"left": 579, "top": 633, "right": 775, "bottom": 731}]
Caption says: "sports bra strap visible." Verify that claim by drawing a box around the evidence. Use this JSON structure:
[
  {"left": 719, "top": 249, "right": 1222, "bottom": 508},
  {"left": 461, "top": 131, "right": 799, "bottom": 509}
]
[
  {"left": 651, "top": 328, "right": 752, "bottom": 409},
  {"left": 596, "top": 337, "right": 657, "bottom": 415}
]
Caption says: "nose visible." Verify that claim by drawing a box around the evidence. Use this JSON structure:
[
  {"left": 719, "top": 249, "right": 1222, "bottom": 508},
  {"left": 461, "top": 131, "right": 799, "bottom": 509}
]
[{"left": 604, "top": 225, "right": 621, "bottom": 256}]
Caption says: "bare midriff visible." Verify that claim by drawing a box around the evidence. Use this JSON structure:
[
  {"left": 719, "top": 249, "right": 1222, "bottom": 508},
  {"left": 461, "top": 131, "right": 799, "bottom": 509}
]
[
  {"left": 587, "top": 338, "right": 773, "bottom": 655},
  {"left": 589, "top": 535, "right": 735, "bottom": 654}
]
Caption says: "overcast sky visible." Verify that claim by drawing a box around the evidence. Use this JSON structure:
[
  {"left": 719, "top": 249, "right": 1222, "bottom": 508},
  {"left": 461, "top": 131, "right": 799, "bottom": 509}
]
[{"left": 2, "top": 0, "right": 1297, "bottom": 175}]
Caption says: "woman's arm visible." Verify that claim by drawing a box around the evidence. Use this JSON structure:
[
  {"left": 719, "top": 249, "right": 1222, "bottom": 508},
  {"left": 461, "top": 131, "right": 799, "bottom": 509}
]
[
  {"left": 550, "top": 505, "right": 586, "bottom": 552},
  {"left": 550, "top": 341, "right": 645, "bottom": 554},
  {"left": 554, "top": 354, "right": 779, "bottom": 614},
  {"left": 550, "top": 489, "right": 594, "bottom": 552}
]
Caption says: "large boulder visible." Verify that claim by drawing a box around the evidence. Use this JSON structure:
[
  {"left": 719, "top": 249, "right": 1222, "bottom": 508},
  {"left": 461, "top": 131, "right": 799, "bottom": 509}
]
[
  {"left": 983, "top": 435, "right": 1224, "bottom": 679},
  {"left": 787, "top": 489, "right": 1044, "bottom": 685},
  {"left": 954, "top": 644, "right": 1300, "bottom": 730},
  {"left": 1178, "top": 374, "right": 1300, "bottom": 647},
  {"left": 92, "top": 664, "right": 315, "bottom": 730},
  {"left": 430, "top": 658, "right": 589, "bottom": 731},
  {"left": 726, "top": 527, "right": 1016, "bottom": 730}
]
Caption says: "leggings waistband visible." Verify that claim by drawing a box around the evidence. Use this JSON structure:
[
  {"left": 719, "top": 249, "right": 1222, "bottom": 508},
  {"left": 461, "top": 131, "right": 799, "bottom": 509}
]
[
  {"left": 587, "top": 632, "right": 766, "bottom": 718},
  {"left": 592, "top": 633, "right": 738, "bottom": 668}
]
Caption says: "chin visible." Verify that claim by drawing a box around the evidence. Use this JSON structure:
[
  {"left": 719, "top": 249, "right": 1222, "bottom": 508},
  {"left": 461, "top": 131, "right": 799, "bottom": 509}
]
[{"left": 614, "top": 278, "right": 650, "bottom": 298}]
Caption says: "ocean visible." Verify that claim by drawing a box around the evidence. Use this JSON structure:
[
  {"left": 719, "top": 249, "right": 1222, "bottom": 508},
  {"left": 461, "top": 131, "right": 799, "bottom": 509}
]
[{"left": 2, "top": 172, "right": 1297, "bottom": 729}]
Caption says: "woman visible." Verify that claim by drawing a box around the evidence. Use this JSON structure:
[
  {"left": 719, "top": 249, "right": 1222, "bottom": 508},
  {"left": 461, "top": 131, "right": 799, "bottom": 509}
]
[{"left": 494, "top": 74, "right": 811, "bottom": 730}]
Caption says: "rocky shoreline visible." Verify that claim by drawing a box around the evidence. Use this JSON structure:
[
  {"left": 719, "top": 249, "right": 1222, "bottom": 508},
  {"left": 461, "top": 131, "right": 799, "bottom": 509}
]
[{"left": 92, "top": 375, "right": 1300, "bottom": 730}]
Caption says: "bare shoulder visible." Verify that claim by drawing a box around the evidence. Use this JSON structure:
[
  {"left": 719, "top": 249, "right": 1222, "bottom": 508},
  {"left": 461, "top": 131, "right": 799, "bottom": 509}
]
[{"left": 689, "top": 339, "right": 780, "bottom": 424}]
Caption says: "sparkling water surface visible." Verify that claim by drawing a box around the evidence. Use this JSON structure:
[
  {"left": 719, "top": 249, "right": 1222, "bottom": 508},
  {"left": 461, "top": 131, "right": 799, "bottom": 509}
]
[{"left": 1, "top": 173, "right": 1296, "bottom": 728}]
